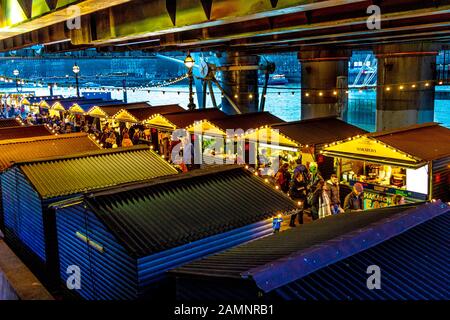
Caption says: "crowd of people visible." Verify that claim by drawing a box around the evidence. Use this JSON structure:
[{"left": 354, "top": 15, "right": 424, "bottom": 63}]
[
  {"left": 19, "top": 112, "right": 150, "bottom": 149},
  {"left": 270, "top": 155, "right": 366, "bottom": 227}
]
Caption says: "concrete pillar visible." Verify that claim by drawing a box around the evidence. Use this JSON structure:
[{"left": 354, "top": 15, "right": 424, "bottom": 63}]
[
  {"left": 375, "top": 43, "right": 438, "bottom": 131},
  {"left": 298, "top": 49, "right": 351, "bottom": 120},
  {"left": 218, "top": 52, "right": 260, "bottom": 115}
]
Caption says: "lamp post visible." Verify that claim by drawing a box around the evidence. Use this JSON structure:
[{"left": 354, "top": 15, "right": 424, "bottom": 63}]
[
  {"left": 73, "top": 63, "right": 80, "bottom": 98},
  {"left": 13, "top": 69, "right": 20, "bottom": 93},
  {"left": 184, "top": 53, "right": 196, "bottom": 110}
]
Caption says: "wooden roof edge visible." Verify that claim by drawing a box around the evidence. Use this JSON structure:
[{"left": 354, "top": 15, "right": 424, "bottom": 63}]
[{"left": 12, "top": 145, "right": 151, "bottom": 167}]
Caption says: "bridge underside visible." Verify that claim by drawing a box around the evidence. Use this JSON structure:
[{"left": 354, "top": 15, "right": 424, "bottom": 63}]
[{"left": 0, "top": 0, "right": 449, "bottom": 53}]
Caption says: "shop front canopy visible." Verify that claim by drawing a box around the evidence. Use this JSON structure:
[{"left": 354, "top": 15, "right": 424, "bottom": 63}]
[{"left": 323, "top": 123, "right": 450, "bottom": 169}]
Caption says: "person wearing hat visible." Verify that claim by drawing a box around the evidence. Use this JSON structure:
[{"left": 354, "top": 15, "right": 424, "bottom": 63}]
[{"left": 343, "top": 182, "right": 364, "bottom": 212}]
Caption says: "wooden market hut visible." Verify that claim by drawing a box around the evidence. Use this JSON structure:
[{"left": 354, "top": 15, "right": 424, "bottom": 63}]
[
  {"left": 1, "top": 146, "right": 178, "bottom": 278},
  {"left": 245, "top": 116, "right": 367, "bottom": 178},
  {"left": 0, "top": 133, "right": 101, "bottom": 232},
  {"left": 52, "top": 165, "right": 299, "bottom": 300},
  {"left": 134, "top": 108, "right": 227, "bottom": 157},
  {"left": 185, "top": 112, "right": 286, "bottom": 164},
  {"left": 0, "top": 118, "right": 24, "bottom": 128},
  {"left": 86, "top": 101, "right": 152, "bottom": 130},
  {"left": 323, "top": 123, "right": 450, "bottom": 203},
  {"left": 0, "top": 125, "right": 53, "bottom": 140},
  {"left": 171, "top": 201, "right": 449, "bottom": 300}
]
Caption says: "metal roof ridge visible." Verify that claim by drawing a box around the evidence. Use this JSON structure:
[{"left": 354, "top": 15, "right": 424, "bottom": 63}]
[
  {"left": 86, "top": 164, "right": 245, "bottom": 199},
  {"left": 163, "top": 108, "right": 223, "bottom": 116},
  {"left": 272, "top": 117, "right": 368, "bottom": 132},
  {"left": 368, "top": 122, "right": 440, "bottom": 138},
  {"left": 245, "top": 201, "right": 449, "bottom": 293},
  {"left": 13, "top": 145, "right": 150, "bottom": 167},
  {"left": 273, "top": 115, "right": 339, "bottom": 126},
  {"left": 0, "top": 132, "right": 88, "bottom": 146}
]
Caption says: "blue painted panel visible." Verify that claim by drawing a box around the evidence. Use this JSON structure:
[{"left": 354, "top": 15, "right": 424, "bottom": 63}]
[
  {"left": 2, "top": 168, "right": 46, "bottom": 261},
  {"left": 56, "top": 204, "right": 138, "bottom": 300}
]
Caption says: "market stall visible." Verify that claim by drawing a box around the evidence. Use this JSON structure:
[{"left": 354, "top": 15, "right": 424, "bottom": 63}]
[
  {"left": 193, "top": 112, "right": 286, "bottom": 165},
  {"left": 86, "top": 101, "right": 148, "bottom": 131},
  {"left": 323, "top": 123, "right": 450, "bottom": 207},
  {"left": 140, "top": 108, "right": 226, "bottom": 159},
  {"left": 112, "top": 104, "right": 185, "bottom": 149},
  {"left": 245, "top": 116, "right": 366, "bottom": 178}
]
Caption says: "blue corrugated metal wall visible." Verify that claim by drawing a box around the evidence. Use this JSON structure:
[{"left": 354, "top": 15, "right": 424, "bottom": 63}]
[
  {"left": 57, "top": 202, "right": 275, "bottom": 300},
  {"left": 56, "top": 204, "right": 138, "bottom": 300},
  {"left": 137, "top": 219, "right": 274, "bottom": 295},
  {"left": 274, "top": 212, "right": 450, "bottom": 300},
  {"left": 2, "top": 168, "right": 46, "bottom": 262}
]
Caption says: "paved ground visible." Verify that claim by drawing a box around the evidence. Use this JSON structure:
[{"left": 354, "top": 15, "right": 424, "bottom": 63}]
[{"left": 0, "top": 239, "right": 53, "bottom": 300}]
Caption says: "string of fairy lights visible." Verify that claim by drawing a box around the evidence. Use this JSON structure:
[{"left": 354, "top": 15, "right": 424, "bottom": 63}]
[{"left": 0, "top": 71, "right": 447, "bottom": 98}]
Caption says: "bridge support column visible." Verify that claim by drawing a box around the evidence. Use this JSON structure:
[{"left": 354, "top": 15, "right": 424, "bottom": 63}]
[
  {"left": 298, "top": 49, "right": 351, "bottom": 120},
  {"left": 218, "top": 52, "right": 260, "bottom": 115},
  {"left": 375, "top": 43, "right": 438, "bottom": 131}
]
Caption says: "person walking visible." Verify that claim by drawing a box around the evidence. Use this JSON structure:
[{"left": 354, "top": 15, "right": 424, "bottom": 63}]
[
  {"left": 343, "top": 183, "right": 365, "bottom": 212},
  {"left": 325, "top": 174, "right": 344, "bottom": 214}
]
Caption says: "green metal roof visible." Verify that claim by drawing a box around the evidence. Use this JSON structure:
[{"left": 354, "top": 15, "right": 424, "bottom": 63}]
[{"left": 17, "top": 146, "right": 178, "bottom": 199}]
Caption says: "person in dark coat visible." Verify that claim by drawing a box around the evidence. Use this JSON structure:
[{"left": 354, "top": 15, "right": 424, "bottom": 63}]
[
  {"left": 293, "top": 156, "right": 310, "bottom": 183},
  {"left": 289, "top": 172, "right": 307, "bottom": 226},
  {"left": 325, "top": 174, "right": 344, "bottom": 214},
  {"left": 343, "top": 183, "right": 365, "bottom": 212}
]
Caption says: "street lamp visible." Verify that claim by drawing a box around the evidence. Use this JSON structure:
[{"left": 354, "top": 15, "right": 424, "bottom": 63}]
[
  {"left": 73, "top": 63, "right": 80, "bottom": 98},
  {"left": 184, "top": 53, "right": 196, "bottom": 110},
  {"left": 13, "top": 69, "right": 20, "bottom": 93}
]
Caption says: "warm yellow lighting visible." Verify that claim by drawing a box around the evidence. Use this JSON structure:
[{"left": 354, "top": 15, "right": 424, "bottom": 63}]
[
  {"left": 305, "top": 93, "right": 310, "bottom": 97},
  {"left": 399, "top": 86, "right": 404, "bottom": 90},
  {"left": 386, "top": 87, "right": 391, "bottom": 91},
  {"left": 319, "top": 92, "right": 323, "bottom": 96}
]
